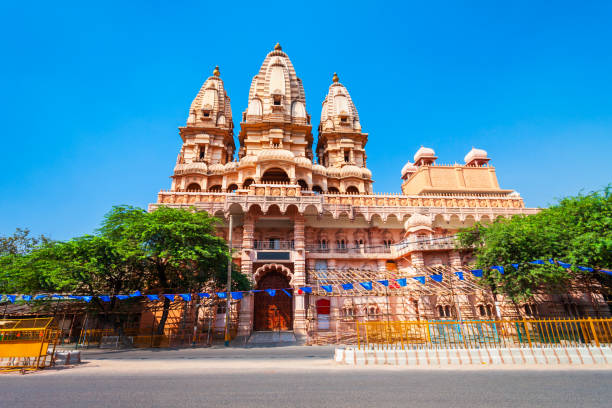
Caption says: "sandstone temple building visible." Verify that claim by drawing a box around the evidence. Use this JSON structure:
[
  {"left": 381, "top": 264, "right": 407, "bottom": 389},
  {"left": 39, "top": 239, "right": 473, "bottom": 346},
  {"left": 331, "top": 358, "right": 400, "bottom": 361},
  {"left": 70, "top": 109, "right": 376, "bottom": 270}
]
[{"left": 150, "top": 44, "right": 606, "bottom": 343}]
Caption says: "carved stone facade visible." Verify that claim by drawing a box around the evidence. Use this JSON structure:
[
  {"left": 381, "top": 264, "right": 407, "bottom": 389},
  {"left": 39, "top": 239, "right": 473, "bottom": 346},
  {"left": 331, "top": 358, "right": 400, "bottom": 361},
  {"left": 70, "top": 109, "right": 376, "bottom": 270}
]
[{"left": 151, "top": 45, "right": 607, "bottom": 340}]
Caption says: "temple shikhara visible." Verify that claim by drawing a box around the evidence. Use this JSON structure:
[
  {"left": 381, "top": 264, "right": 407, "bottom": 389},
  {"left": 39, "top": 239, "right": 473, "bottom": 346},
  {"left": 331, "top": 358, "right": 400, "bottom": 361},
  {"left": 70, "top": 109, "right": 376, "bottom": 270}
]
[{"left": 150, "top": 44, "right": 607, "bottom": 344}]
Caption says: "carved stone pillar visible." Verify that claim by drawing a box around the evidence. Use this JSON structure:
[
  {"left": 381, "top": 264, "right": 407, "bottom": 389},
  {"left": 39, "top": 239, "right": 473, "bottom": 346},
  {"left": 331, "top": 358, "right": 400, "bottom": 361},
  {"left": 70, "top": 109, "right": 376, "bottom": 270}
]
[
  {"left": 411, "top": 251, "right": 425, "bottom": 267},
  {"left": 241, "top": 215, "right": 255, "bottom": 281},
  {"left": 293, "top": 215, "right": 307, "bottom": 336},
  {"left": 449, "top": 251, "right": 462, "bottom": 269}
]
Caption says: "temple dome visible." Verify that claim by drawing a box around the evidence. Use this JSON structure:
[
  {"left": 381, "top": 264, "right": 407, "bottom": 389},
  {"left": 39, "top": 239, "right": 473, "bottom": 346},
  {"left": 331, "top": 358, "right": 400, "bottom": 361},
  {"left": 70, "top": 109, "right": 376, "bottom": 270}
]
[
  {"left": 294, "top": 156, "right": 312, "bottom": 168},
  {"left": 413, "top": 147, "right": 436, "bottom": 163},
  {"left": 401, "top": 160, "right": 417, "bottom": 178},
  {"left": 186, "top": 66, "right": 233, "bottom": 130},
  {"left": 464, "top": 147, "right": 489, "bottom": 165},
  {"left": 312, "top": 164, "right": 327, "bottom": 175},
  {"left": 405, "top": 214, "right": 433, "bottom": 233},
  {"left": 341, "top": 165, "right": 363, "bottom": 178},
  {"left": 238, "top": 154, "right": 258, "bottom": 168},
  {"left": 208, "top": 163, "right": 225, "bottom": 174},
  {"left": 182, "top": 162, "right": 207, "bottom": 175},
  {"left": 242, "top": 44, "right": 307, "bottom": 123},
  {"left": 361, "top": 167, "right": 372, "bottom": 179},
  {"left": 320, "top": 73, "right": 361, "bottom": 131},
  {"left": 326, "top": 166, "right": 341, "bottom": 178},
  {"left": 257, "top": 148, "right": 295, "bottom": 162},
  {"left": 224, "top": 161, "right": 238, "bottom": 172}
]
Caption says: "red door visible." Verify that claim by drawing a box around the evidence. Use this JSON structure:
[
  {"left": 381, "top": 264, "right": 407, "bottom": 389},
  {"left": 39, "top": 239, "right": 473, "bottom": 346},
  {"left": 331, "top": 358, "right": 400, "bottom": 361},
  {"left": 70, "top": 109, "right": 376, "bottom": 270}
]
[{"left": 254, "top": 271, "right": 293, "bottom": 331}]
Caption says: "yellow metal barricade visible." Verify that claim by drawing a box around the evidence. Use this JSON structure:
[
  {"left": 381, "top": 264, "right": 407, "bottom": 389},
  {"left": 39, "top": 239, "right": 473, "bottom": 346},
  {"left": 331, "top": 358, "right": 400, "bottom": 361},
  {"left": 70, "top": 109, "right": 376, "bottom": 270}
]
[
  {"left": 0, "top": 317, "right": 59, "bottom": 371},
  {"left": 356, "top": 318, "right": 612, "bottom": 350}
]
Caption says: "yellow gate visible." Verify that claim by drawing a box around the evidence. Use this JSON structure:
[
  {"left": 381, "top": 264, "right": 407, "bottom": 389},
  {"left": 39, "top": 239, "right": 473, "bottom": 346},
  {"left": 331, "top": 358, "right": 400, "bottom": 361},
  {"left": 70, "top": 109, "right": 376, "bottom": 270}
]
[{"left": 0, "top": 317, "right": 59, "bottom": 371}]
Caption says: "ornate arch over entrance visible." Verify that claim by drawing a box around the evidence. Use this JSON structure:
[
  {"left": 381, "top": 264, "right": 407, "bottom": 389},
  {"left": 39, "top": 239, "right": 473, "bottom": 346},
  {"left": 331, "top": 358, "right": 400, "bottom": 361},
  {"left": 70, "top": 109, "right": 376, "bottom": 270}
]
[{"left": 253, "top": 264, "right": 294, "bottom": 331}]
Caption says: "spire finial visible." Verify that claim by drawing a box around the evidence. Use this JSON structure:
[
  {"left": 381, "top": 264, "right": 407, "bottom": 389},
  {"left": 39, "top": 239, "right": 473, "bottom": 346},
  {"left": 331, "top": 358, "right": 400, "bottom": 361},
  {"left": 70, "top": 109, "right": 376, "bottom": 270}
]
[
  {"left": 213, "top": 66, "right": 220, "bottom": 77},
  {"left": 332, "top": 72, "right": 339, "bottom": 83},
  {"left": 274, "top": 42, "right": 282, "bottom": 51}
]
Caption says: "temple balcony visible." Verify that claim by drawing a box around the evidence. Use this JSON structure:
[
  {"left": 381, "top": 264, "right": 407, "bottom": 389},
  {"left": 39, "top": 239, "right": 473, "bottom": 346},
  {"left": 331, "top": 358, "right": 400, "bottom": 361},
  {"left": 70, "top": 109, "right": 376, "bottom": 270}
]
[{"left": 390, "top": 236, "right": 456, "bottom": 258}]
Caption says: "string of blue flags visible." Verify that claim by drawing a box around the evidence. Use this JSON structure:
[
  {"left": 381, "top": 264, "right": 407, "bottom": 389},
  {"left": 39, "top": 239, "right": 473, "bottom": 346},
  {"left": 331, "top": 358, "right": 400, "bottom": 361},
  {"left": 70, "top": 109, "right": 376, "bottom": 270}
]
[{"left": 1, "top": 260, "right": 610, "bottom": 303}]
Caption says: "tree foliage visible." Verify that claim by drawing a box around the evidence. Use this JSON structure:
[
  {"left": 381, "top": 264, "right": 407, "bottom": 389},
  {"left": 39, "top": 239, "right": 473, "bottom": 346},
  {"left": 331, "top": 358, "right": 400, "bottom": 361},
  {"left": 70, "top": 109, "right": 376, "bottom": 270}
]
[
  {"left": 457, "top": 187, "right": 612, "bottom": 301},
  {"left": 0, "top": 206, "right": 250, "bottom": 332}
]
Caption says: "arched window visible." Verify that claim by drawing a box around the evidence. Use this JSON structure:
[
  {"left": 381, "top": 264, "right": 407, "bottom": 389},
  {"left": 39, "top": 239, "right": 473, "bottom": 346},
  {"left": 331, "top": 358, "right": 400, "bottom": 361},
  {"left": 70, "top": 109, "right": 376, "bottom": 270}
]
[
  {"left": 437, "top": 305, "right": 444, "bottom": 317},
  {"left": 523, "top": 304, "right": 538, "bottom": 317},
  {"left": 478, "top": 305, "right": 486, "bottom": 317},
  {"left": 297, "top": 179, "right": 309, "bottom": 191},
  {"left": 209, "top": 185, "right": 222, "bottom": 192},
  {"left": 243, "top": 178, "right": 254, "bottom": 188},
  {"left": 444, "top": 305, "right": 451, "bottom": 317},
  {"left": 261, "top": 168, "right": 289, "bottom": 184},
  {"left": 346, "top": 186, "right": 359, "bottom": 194},
  {"left": 383, "top": 239, "right": 393, "bottom": 248},
  {"left": 336, "top": 239, "right": 346, "bottom": 249},
  {"left": 312, "top": 185, "right": 323, "bottom": 194},
  {"left": 186, "top": 182, "right": 201, "bottom": 191},
  {"left": 227, "top": 184, "right": 238, "bottom": 192},
  {"left": 486, "top": 304, "right": 493, "bottom": 318},
  {"left": 327, "top": 187, "right": 339, "bottom": 194}
]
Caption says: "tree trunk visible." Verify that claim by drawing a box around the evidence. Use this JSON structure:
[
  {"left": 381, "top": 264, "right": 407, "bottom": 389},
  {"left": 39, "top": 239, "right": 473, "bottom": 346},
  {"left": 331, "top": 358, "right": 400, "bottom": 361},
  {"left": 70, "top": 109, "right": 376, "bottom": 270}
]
[{"left": 156, "top": 297, "right": 171, "bottom": 335}]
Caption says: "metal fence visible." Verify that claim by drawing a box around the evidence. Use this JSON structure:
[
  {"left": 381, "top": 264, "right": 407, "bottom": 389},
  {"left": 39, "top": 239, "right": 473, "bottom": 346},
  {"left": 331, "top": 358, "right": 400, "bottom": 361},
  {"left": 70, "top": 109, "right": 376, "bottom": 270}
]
[
  {"left": 356, "top": 318, "right": 612, "bottom": 350},
  {"left": 0, "top": 318, "right": 59, "bottom": 371}
]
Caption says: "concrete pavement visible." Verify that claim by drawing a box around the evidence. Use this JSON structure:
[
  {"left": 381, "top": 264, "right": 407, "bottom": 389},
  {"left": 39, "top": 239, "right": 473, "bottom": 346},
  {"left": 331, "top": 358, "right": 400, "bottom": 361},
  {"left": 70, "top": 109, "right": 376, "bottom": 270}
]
[{"left": 2, "top": 346, "right": 611, "bottom": 407}]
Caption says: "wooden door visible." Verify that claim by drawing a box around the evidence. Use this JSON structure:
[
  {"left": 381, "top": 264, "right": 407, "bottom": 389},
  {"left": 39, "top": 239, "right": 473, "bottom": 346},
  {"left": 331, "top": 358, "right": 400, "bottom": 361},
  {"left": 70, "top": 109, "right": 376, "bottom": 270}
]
[{"left": 254, "top": 271, "right": 293, "bottom": 331}]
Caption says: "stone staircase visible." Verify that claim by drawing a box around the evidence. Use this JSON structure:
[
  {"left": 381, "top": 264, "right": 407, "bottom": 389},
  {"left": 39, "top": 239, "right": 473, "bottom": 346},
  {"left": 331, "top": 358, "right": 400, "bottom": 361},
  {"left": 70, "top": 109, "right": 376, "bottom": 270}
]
[{"left": 246, "top": 331, "right": 297, "bottom": 347}]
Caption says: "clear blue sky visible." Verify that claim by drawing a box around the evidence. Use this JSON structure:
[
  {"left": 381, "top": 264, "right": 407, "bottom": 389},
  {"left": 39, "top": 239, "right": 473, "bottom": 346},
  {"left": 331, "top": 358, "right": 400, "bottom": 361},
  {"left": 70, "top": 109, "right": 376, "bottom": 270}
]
[{"left": 1, "top": 1, "right": 611, "bottom": 241}]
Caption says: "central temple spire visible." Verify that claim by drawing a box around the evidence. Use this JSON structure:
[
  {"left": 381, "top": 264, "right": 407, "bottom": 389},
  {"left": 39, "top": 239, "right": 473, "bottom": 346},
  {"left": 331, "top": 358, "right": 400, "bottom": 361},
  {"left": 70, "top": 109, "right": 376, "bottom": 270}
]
[{"left": 238, "top": 44, "right": 313, "bottom": 160}]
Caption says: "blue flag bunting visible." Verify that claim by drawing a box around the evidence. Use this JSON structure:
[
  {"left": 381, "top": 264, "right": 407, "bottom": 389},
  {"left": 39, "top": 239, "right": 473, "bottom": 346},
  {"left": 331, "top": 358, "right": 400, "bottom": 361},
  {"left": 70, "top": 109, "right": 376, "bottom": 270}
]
[
  {"left": 300, "top": 287, "right": 312, "bottom": 294},
  {"left": 100, "top": 295, "right": 111, "bottom": 302},
  {"left": 396, "top": 278, "right": 407, "bottom": 287},
  {"left": 471, "top": 269, "right": 483, "bottom": 277},
  {"left": 116, "top": 295, "right": 129, "bottom": 300},
  {"left": 22, "top": 295, "right": 32, "bottom": 302},
  {"left": 455, "top": 272, "right": 464, "bottom": 281},
  {"left": 231, "top": 292, "right": 243, "bottom": 299},
  {"left": 34, "top": 295, "right": 47, "bottom": 300},
  {"left": 147, "top": 294, "right": 159, "bottom": 301},
  {"left": 321, "top": 285, "right": 333, "bottom": 293},
  {"left": 577, "top": 266, "right": 594, "bottom": 272},
  {"left": 548, "top": 259, "right": 556, "bottom": 265},
  {"left": 600, "top": 270, "right": 612, "bottom": 276},
  {"left": 130, "top": 290, "right": 141, "bottom": 298},
  {"left": 282, "top": 289, "right": 292, "bottom": 298},
  {"left": 530, "top": 260, "right": 545, "bottom": 265},
  {"left": 68, "top": 295, "right": 82, "bottom": 300},
  {"left": 558, "top": 261, "right": 571, "bottom": 268},
  {"left": 491, "top": 265, "right": 505, "bottom": 275},
  {"left": 82, "top": 296, "right": 92, "bottom": 303},
  {"left": 7, "top": 295, "right": 16, "bottom": 303},
  {"left": 51, "top": 294, "right": 64, "bottom": 299},
  {"left": 360, "top": 282, "right": 373, "bottom": 290},
  {"left": 430, "top": 274, "right": 443, "bottom": 282},
  {"left": 511, "top": 263, "right": 520, "bottom": 270},
  {"left": 179, "top": 294, "right": 191, "bottom": 302},
  {"left": 198, "top": 293, "right": 210, "bottom": 299},
  {"left": 217, "top": 292, "right": 227, "bottom": 299},
  {"left": 377, "top": 280, "right": 389, "bottom": 287},
  {"left": 413, "top": 276, "right": 426, "bottom": 284},
  {"left": 164, "top": 294, "right": 176, "bottom": 301},
  {"left": 341, "top": 283, "right": 353, "bottom": 290},
  {"left": 265, "top": 289, "right": 276, "bottom": 297}
]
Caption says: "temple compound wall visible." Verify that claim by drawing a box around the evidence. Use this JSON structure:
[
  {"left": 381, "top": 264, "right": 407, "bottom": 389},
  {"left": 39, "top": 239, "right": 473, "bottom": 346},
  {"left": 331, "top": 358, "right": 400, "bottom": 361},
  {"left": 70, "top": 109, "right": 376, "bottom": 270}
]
[{"left": 150, "top": 44, "right": 609, "bottom": 343}]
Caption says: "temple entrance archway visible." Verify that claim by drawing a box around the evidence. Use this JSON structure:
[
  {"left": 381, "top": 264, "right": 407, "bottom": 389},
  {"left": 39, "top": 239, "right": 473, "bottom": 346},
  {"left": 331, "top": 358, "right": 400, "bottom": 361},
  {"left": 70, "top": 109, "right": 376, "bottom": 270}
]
[{"left": 253, "top": 265, "right": 293, "bottom": 331}]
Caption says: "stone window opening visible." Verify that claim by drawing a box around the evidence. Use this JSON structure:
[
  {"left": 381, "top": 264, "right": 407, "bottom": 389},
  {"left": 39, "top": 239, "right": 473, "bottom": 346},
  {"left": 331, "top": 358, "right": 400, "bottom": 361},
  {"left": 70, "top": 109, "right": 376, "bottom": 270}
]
[
  {"left": 318, "top": 239, "right": 327, "bottom": 249},
  {"left": 563, "top": 302, "right": 583, "bottom": 317},
  {"left": 198, "top": 145, "right": 206, "bottom": 160},
  {"left": 383, "top": 239, "right": 393, "bottom": 248},
  {"left": 478, "top": 304, "right": 494, "bottom": 318},
  {"left": 327, "top": 187, "right": 340, "bottom": 194},
  {"left": 312, "top": 185, "right": 323, "bottom": 194},
  {"left": 273, "top": 95, "right": 282, "bottom": 106},
  {"left": 336, "top": 239, "right": 346, "bottom": 249},
  {"left": 344, "top": 149, "right": 350, "bottom": 163},
  {"left": 186, "top": 182, "right": 201, "bottom": 191},
  {"left": 437, "top": 304, "right": 455, "bottom": 318},
  {"left": 523, "top": 303, "right": 538, "bottom": 317},
  {"left": 366, "top": 305, "right": 381, "bottom": 321},
  {"left": 243, "top": 178, "right": 254, "bottom": 189},
  {"left": 209, "top": 185, "right": 222, "bottom": 192}
]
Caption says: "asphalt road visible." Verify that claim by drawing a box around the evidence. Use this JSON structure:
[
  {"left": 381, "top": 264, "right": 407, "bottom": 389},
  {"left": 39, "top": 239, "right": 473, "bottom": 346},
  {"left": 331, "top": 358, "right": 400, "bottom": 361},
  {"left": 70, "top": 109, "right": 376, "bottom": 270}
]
[{"left": 2, "top": 346, "right": 611, "bottom": 408}]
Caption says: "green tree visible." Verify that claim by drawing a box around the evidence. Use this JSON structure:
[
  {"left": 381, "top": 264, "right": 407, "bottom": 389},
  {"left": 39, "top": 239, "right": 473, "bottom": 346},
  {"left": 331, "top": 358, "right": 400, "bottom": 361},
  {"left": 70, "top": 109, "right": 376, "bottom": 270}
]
[
  {"left": 97, "top": 205, "right": 249, "bottom": 333},
  {"left": 1, "top": 206, "right": 250, "bottom": 334},
  {"left": 457, "top": 187, "right": 612, "bottom": 303},
  {"left": 0, "top": 228, "right": 49, "bottom": 256}
]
